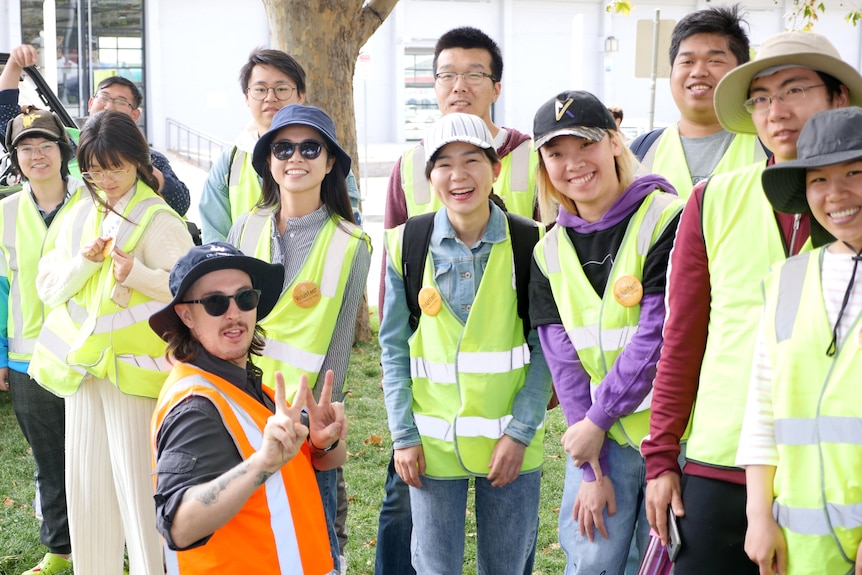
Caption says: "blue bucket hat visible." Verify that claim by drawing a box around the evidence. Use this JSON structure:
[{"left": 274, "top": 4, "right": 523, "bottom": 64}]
[
  {"left": 149, "top": 242, "right": 284, "bottom": 340},
  {"left": 252, "top": 104, "right": 352, "bottom": 180}
]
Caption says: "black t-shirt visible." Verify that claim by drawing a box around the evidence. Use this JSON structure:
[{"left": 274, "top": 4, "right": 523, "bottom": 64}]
[
  {"left": 530, "top": 206, "right": 680, "bottom": 328},
  {"left": 153, "top": 350, "right": 273, "bottom": 550}
]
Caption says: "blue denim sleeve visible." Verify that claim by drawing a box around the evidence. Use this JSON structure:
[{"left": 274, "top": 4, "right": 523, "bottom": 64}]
[
  {"left": 346, "top": 170, "right": 362, "bottom": 227},
  {"left": 200, "top": 148, "right": 233, "bottom": 243},
  {"left": 150, "top": 149, "right": 190, "bottom": 216},
  {"left": 504, "top": 328, "right": 553, "bottom": 445},
  {"left": 379, "top": 248, "right": 421, "bottom": 449},
  {"left": 0, "top": 274, "right": 9, "bottom": 368}
]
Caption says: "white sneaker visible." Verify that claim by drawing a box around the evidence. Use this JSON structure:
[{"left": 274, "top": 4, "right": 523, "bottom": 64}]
[{"left": 339, "top": 555, "right": 347, "bottom": 575}]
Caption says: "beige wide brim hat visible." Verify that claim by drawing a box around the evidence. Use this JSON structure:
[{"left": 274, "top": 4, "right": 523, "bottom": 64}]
[{"left": 714, "top": 31, "right": 862, "bottom": 135}]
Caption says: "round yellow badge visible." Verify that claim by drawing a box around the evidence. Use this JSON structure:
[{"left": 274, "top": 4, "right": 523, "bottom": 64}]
[
  {"left": 418, "top": 286, "right": 442, "bottom": 316},
  {"left": 292, "top": 281, "right": 321, "bottom": 309},
  {"left": 613, "top": 274, "right": 643, "bottom": 307}
]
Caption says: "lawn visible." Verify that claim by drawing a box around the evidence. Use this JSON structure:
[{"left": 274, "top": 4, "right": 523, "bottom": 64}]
[{"left": 0, "top": 310, "right": 569, "bottom": 575}]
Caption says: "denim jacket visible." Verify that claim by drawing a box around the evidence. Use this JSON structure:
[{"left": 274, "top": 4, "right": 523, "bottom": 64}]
[{"left": 380, "top": 202, "right": 552, "bottom": 450}]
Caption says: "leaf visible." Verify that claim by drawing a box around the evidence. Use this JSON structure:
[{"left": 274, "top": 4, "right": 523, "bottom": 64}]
[
  {"left": 2, "top": 497, "right": 15, "bottom": 508},
  {"left": 363, "top": 434, "right": 383, "bottom": 446},
  {"left": 605, "top": 0, "right": 632, "bottom": 15}
]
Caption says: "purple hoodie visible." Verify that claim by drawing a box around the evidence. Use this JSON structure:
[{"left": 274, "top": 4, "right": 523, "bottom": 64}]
[{"left": 539, "top": 174, "right": 677, "bottom": 481}]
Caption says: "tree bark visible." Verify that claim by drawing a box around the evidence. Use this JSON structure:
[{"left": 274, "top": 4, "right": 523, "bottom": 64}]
[{"left": 261, "top": 0, "right": 399, "bottom": 343}]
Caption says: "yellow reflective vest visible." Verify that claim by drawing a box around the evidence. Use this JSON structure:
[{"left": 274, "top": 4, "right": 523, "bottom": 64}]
[
  {"left": 227, "top": 148, "right": 263, "bottom": 223},
  {"left": 763, "top": 249, "right": 862, "bottom": 575},
  {"left": 235, "top": 208, "right": 370, "bottom": 399},
  {"left": 639, "top": 125, "right": 766, "bottom": 199},
  {"left": 534, "top": 191, "right": 683, "bottom": 448},
  {"left": 686, "top": 163, "right": 812, "bottom": 469},
  {"left": 29, "top": 182, "right": 179, "bottom": 398},
  {"left": 385, "top": 220, "right": 544, "bottom": 478},
  {"left": 0, "top": 179, "right": 86, "bottom": 364},
  {"left": 401, "top": 139, "right": 538, "bottom": 218}
]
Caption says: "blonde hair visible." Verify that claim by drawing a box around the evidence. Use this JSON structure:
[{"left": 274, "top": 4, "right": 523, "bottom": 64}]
[{"left": 536, "top": 130, "right": 639, "bottom": 225}]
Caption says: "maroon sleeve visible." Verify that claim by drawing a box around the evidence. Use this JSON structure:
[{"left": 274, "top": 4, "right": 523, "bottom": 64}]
[
  {"left": 378, "top": 156, "right": 408, "bottom": 317},
  {"left": 642, "top": 181, "right": 711, "bottom": 480}
]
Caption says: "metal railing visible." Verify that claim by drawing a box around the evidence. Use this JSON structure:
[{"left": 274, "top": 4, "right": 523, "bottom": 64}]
[{"left": 166, "top": 118, "right": 229, "bottom": 171}]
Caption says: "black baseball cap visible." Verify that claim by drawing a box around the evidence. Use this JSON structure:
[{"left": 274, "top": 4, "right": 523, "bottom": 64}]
[
  {"left": 533, "top": 90, "right": 617, "bottom": 148},
  {"left": 149, "top": 242, "right": 284, "bottom": 340}
]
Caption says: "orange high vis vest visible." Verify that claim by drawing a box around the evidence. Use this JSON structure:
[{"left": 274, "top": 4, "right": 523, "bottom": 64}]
[{"left": 151, "top": 363, "right": 332, "bottom": 574}]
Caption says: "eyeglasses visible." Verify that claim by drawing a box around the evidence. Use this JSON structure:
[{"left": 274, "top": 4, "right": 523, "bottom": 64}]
[
  {"left": 271, "top": 140, "right": 325, "bottom": 161},
  {"left": 15, "top": 141, "right": 59, "bottom": 157},
  {"left": 434, "top": 71, "right": 497, "bottom": 86},
  {"left": 81, "top": 167, "right": 132, "bottom": 184},
  {"left": 247, "top": 84, "right": 297, "bottom": 101},
  {"left": 180, "top": 288, "right": 261, "bottom": 316},
  {"left": 743, "top": 84, "right": 826, "bottom": 114},
  {"left": 92, "top": 93, "right": 136, "bottom": 111}
]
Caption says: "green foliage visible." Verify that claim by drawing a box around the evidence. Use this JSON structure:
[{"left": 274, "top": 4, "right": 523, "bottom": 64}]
[{"left": 605, "top": 0, "right": 632, "bottom": 16}]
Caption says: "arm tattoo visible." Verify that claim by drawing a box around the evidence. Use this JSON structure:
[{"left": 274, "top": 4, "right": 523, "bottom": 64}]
[
  {"left": 196, "top": 462, "right": 249, "bottom": 507},
  {"left": 254, "top": 471, "right": 274, "bottom": 486}
]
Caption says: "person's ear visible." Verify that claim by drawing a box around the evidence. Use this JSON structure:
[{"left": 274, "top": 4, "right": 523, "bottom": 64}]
[{"left": 176, "top": 304, "right": 193, "bottom": 328}]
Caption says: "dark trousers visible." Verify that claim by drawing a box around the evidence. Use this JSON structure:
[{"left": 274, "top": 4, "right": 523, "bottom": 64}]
[
  {"left": 674, "top": 474, "right": 758, "bottom": 575},
  {"left": 315, "top": 466, "right": 341, "bottom": 572},
  {"left": 374, "top": 451, "right": 537, "bottom": 575},
  {"left": 9, "top": 368, "right": 71, "bottom": 554}
]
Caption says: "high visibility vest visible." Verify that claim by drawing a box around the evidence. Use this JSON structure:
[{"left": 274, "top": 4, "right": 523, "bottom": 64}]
[
  {"left": 65, "top": 127, "right": 81, "bottom": 180},
  {"left": 385, "top": 220, "right": 544, "bottom": 478},
  {"left": 227, "top": 148, "right": 263, "bottom": 223},
  {"left": 236, "top": 208, "right": 370, "bottom": 399},
  {"left": 763, "top": 250, "right": 862, "bottom": 575},
  {"left": 29, "top": 182, "right": 178, "bottom": 398},
  {"left": 0, "top": 179, "right": 86, "bottom": 363},
  {"left": 152, "top": 363, "right": 333, "bottom": 575},
  {"left": 640, "top": 125, "right": 765, "bottom": 199},
  {"left": 534, "top": 191, "right": 683, "bottom": 447},
  {"left": 686, "top": 163, "right": 812, "bottom": 469},
  {"left": 401, "top": 139, "right": 538, "bottom": 218}
]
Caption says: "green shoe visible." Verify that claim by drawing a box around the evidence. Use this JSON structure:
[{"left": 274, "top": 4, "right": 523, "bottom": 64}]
[{"left": 21, "top": 553, "right": 72, "bottom": 575}]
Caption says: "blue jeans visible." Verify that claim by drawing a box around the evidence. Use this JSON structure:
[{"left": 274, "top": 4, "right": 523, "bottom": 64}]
[
  {"left": 409, "top": 471, "right": 540, "bottom": 575},
  {"left": 315, "top": 467, "right": 340, "bottom": 573},
  {"left": 374, "top": 454, "right": 416, "bottom": 575},
  {"left": 559, "top": 441, "right": 649, "bottom": 575}
]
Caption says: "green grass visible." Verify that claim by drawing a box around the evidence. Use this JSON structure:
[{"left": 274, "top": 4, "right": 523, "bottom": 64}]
[{"left": 0, "top": 309, "right": 568, "bottom": 574}]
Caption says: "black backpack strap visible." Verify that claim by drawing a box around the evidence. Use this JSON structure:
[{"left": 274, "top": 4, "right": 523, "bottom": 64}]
[
  {"left": 402, "top": 213, "right": 436, "bottom": 331},
  {"left": 629, "top": 127, "right": 666, "bottom": 162},
  {"left": 505, "top": 213, "right": 541, "bottom": 339}
]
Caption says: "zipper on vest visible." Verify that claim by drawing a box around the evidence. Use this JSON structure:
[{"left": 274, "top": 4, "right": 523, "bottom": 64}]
[{"left": 788, "top": 213, "right": 801, "bottom": 256}]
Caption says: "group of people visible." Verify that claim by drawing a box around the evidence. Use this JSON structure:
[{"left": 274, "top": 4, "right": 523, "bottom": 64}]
[{"left": 0, "top": 9, "right": 861, "bottom": 575}]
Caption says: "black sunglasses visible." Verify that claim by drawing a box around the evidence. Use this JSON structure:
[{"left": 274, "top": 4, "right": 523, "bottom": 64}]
[
  {"left": 270, "top": 139, "right": 325, "bottom": 161},
  {"left": 180, "top": 288, "right": 261, "bottom": 316}
]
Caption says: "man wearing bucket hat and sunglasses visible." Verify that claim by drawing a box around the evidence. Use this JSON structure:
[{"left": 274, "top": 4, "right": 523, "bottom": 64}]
[
  {"left": 149, "top": 242, "right": 347, "bottom": 573},
  {"left": 642, "top": 31, "right": 862, "bottom": 575},
  {"left": 736, "top": 106, "right": 862, "bottom": 575}
]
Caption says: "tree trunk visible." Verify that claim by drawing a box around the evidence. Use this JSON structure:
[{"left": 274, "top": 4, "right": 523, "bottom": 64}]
[{"left": 261, "top": 0, "right": 399, "bottom": 343}]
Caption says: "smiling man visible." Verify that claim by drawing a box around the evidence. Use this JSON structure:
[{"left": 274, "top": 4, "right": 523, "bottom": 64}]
[
  {"left": 630, "top": 6, "right": 766, "bottom": 198},
  {"left": 642, "top": 31, "right": 862, "bottom": 575}
]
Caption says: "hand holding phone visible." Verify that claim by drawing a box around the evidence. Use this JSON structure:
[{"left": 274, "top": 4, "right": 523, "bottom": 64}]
[{"left": 667, "top": 507, "right": 682, "bottom": 562}]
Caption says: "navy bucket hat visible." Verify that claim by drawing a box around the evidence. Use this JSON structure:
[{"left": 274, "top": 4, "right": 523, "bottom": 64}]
[
  {"left": 149, "top": 242, "right": 284, "bottom": 341},
  {"left": 252, "top": 104, "right": 352, "bottom": 179}
]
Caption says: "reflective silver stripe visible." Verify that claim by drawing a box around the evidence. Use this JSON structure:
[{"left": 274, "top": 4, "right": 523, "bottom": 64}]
[
  {"left": 320, "top": 225, "right": 354, "bottom": 298},
  {"left": 508, "top": 141, "right": 531, "bottom": 192},
  {"left": 163, "top": 375, "right": 304, "bottom": 572},
  {"left": 4, "top": 196, "right": 24, "bottom": 352},
  {"left": 228, "top": 148, "right": 246, "bottom": 188},
  {"left": 238, "top": 208, "right": 274, "bottom": 256},
  {"left": 774, "top": 253, "right": 810, "bottom": 343},
  {"left": 9, "top": 338, "right": 36, "bottom": 355},
  {"left": 411, "top": 145, "right": 431, "bottom": 207},
  {"left": 458, "top": 345, "right": 530, "bottom": 373},
  {"left": 262, "top": 337, "right": 326, "bottom": 374},
  {"left": 542, "top": 227, "right": 561, "bottom": 274},
  {"left": 568, "top": 324, "right": 638, "bottom": 352},
  {"left": 640, "top": 131, "right": 662, "bottom": 171},
  {"left": 410, "top": 345, "right": 530, "bottom": 384},
  {"left": 774, "top": 416, "right": 862, "bottom": 445},
  {"left": 116, "top": 353, "right": 172, "bottom": 373},
  {"left": 70, "top": 200, "right": 93, "bottom": 250},
  {"left": 33, "top": 324, "right": 87, "bottom": 375},
  {"left": 415, "top": 412, "right": 545, "bottom": 442},
  {"left": 774, "top": 500, "right": 862, "bottom": 536},
  {"left": 117, "top": 197, "right": 165, "bottom": 244},
  {"left": 637, "top": 192, "right": 676, "bottom": 256},
  {"left": 411, "top": 357, "right": 457, "bottom": 384},
  {"left": 67, "top": 300, "right": 164, "bottom": 334}
]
